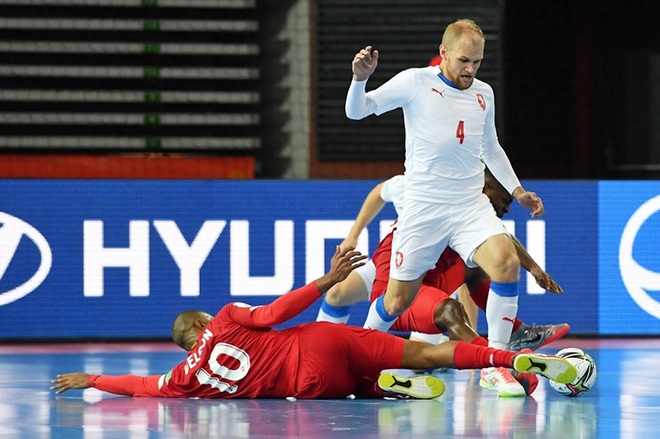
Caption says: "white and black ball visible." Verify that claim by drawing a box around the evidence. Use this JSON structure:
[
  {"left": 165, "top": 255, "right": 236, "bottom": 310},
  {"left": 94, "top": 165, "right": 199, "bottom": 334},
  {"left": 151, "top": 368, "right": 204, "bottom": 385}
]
[{"left": 548, "top": 347, "right": 597, "bottom": 397}]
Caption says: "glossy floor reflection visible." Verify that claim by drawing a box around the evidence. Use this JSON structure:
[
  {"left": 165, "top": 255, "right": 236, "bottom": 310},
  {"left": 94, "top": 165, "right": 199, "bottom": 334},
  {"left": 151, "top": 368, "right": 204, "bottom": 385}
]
[{"left": 1, "top": 338, "right": 659, "bottom": 438}]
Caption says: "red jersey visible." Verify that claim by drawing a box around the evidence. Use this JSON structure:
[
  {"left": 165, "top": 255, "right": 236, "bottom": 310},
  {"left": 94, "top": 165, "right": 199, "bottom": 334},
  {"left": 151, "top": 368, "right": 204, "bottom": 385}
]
[{"left": 89, "top": 282, "right": 405, "bottom": 399}]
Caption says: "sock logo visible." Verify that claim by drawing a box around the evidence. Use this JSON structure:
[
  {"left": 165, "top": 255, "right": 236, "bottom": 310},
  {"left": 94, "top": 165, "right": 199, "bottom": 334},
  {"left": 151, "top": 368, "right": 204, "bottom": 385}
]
[{"left": 502, "top": 317, "right": 515, "bottom": 324}]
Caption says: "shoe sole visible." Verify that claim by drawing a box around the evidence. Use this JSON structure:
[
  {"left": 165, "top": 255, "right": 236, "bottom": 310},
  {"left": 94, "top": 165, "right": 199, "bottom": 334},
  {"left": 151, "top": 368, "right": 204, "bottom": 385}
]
[
  {"left": 378, "top": 373, "right": 445, "bottom": 399},
  {"left": 513, "top": 354, "right": 577, "bottom": 384}
]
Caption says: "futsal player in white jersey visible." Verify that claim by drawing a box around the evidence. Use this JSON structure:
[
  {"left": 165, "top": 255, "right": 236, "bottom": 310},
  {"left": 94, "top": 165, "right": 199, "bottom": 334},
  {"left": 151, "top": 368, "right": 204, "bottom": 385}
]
[{"left": 344, "top": 18, "right": 545, "bottom": 396}]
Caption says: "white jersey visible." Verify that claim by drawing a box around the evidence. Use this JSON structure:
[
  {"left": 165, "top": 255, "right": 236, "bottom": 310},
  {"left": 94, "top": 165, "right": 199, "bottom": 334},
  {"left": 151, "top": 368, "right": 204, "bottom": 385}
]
[
  {"left": 380, "top": 174, "right": 405, "bottom": 216},
  {"left": 346, "top": 66, "right": 520, "bottom": 205}
]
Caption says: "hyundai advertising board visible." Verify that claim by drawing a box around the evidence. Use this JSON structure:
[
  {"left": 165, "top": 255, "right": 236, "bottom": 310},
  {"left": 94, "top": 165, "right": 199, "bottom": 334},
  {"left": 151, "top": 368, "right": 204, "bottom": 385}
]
[
  {"left": 0, "top": 179, "right": 650, "bottom": 340},
  {"left": 0, "top": 180, "right": 396, "bottom": 339}
]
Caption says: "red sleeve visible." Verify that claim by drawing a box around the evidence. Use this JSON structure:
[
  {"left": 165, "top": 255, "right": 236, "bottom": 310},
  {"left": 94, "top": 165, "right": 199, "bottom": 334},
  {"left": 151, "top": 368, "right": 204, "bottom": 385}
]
[
  {"left": 226, "top": 282, "right": 323, "bottom": 328},
  {"left": 91, "top": 374, "right": 168, "bottom": 397}
]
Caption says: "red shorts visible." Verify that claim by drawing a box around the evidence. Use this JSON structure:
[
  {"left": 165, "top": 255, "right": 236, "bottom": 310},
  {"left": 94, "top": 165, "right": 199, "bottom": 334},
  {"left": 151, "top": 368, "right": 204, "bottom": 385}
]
[{"left": 293, "top": 322, "right": 405, "bottom": 398}]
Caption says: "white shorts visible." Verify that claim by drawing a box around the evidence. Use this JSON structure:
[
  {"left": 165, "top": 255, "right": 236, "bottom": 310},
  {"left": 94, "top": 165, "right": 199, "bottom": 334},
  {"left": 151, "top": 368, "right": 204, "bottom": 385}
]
[
  {"left": 389, "top": 194, "right": 509, "bottom": 281},
  {"left": 354, "top": 259, "right": 376, "bottom": 291}
]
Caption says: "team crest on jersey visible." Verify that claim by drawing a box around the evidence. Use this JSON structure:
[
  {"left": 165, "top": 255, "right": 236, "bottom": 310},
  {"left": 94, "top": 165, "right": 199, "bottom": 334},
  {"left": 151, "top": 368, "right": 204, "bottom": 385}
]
[
  {"left": 476, "top": 94, "right": 486, "bottom": 110},
  {"left": 395, "top": 251, "right": 404, "bottom": 268}
]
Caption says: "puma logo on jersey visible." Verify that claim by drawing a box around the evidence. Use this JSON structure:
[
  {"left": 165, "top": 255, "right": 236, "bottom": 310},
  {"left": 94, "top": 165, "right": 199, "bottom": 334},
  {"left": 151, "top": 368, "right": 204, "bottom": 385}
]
[{"left": 431, "top": 88, "right": 445, "bottom": 97}]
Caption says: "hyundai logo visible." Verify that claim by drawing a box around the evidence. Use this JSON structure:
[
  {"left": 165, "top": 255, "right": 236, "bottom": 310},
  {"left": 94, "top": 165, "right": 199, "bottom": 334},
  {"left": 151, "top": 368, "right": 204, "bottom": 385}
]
[
  {"left": 619, "top": 195, "right": 660, "bottom": 318},
  {"left": 0, "top": 212, "right": 52, "bottom": 306}
]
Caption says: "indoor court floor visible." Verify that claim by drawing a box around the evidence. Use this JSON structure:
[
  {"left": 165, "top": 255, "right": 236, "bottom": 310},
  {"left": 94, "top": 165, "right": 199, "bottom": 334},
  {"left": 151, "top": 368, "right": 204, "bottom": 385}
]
[{"left": 1, "top": 338, "right": 659, "bottom": 439}]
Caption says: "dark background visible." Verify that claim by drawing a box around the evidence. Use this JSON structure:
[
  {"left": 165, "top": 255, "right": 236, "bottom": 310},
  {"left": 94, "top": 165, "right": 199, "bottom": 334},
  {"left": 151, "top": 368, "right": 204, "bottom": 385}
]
[
  {"left": 312, "top": 0, "right": 660, "bottom": 180},
  {"left": 0, "top": 0, "right": 657, "bottom": 180}
]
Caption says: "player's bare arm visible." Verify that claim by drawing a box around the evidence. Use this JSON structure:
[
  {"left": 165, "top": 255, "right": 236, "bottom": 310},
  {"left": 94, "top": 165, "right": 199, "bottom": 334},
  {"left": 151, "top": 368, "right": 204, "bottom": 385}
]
[
  {"left": 352, "top": 46, "right": 379, "bottom": 81},
  {"left": 511, "top": 236, "right": 563, "bottom": 293},
  {"left": 529, "top": 267, "right": 563, "bottom": 293},
  {"left": 340, "top": 181, "right": 387, "bottom": 252}
]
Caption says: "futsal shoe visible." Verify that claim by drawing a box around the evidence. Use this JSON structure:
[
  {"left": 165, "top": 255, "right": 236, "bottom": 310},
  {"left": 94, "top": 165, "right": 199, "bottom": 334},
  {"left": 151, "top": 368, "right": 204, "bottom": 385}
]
[
  {"left": 508, "top": 323, "right": 570, "bottom": 351},
  {"left": 479, "top": 367, "right": 526, "bottom": 397},
  {"left": 512, "top": 352, "right": 577, "bottom": 384},
  {"left": 512, "top": 370, "right": 539, "bottom": 395},
  {"left": 377, "top": 372, "right": 445, "bottom": 399}
]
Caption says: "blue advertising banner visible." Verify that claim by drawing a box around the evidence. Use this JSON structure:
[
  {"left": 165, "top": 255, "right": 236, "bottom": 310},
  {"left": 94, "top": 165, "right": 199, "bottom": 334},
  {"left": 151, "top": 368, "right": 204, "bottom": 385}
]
[
  {"left": 475, "top": 181, "right": 599, "bottom": 335},
  {"left": 0, "top": 180, "right": 395, "bottom": 339},
  {"left": 0, "top": 178, "right": 620, "bottom": 340},
  {"left": 599, "top": 181, "right": 660, "bottom": 335}
]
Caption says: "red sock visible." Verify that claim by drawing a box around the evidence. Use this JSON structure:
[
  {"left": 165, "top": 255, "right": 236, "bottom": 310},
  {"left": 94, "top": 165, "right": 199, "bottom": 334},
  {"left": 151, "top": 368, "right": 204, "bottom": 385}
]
[
  {"left": 471, "top": 280, "right": 523, "bottom": 333},
  {"left": 470, "top": 336, "right": 488, "bottom": 346},
  {"left": 452, "top": 341, "right": 516, "bottom": 370}
]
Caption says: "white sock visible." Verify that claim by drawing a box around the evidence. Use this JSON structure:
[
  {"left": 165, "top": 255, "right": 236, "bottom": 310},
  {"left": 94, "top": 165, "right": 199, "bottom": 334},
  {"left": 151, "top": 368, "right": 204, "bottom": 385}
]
[
  {"left": 363, "top": 296, "right": 397, "bottom": 331},
  {"left": 486, "top": 292, "right": 518, "bottom": 349},
  {"left": 316, "top": 308, "right": 350, "bottom": 324}
]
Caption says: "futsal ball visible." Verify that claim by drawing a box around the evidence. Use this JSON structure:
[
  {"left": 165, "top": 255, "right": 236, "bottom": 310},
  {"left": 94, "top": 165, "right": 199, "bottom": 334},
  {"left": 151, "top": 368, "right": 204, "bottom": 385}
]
[{"left": 548, "top": 348, "right": 597, "bottom": 397}]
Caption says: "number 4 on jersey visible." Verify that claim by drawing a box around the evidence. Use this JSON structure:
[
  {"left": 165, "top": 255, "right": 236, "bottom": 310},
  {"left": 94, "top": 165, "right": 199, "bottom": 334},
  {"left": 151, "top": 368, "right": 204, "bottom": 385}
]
[{"left": 456, "top": 120, "right": 465, "bottom": 144}]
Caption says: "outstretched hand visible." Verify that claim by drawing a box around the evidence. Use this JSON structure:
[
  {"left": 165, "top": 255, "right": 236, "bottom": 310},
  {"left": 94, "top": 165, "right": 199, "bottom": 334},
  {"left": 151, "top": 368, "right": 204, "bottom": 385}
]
[
  {"left": 352, "top": 45, "right": 379, "bottom": 81},
  {"left": 315, "top": 246, "right": 368, "bottom": 293},
  {"left": 51, "top": 372, "right": 91, "bottom": 395},
  {"left": 530, "top": 267, "right": 563, "bottom": 293},
  {"left": 516, "top": 191, "right": 544, "bottom": 218},
  {"left": 328, "top": 245, "right": 368, "bottom": 284}
]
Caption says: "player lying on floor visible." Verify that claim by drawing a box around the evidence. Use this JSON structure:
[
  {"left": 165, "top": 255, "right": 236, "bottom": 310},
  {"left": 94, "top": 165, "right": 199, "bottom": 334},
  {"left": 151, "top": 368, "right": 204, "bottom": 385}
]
[{"left": 51, "top": 247, "right": 576, "bottom": 400}]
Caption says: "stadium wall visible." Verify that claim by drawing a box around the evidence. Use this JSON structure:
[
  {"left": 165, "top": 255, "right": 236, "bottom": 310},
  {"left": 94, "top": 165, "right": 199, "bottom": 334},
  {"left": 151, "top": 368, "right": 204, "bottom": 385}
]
[{"left": 0, "top": 179, "right": 657, "bottom": 340}]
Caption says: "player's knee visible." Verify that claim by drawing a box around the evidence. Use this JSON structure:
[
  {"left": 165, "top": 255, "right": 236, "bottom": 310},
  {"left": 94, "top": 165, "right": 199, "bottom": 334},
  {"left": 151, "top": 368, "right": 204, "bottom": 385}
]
[
  {"left": 324, "top": 285, "right": 344, "bottom": 306},
  {"left": 490, "top": 252, "right": 520, "bottom": 282},
  {"left": 435, "top": 299, "right": 467, "bottom": 328}
]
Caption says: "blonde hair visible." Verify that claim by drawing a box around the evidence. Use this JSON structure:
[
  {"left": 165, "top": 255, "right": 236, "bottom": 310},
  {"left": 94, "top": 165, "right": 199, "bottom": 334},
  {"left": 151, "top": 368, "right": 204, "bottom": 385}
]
[{"left": 442, "top": 18, "right": 485, "bottom": 49}]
